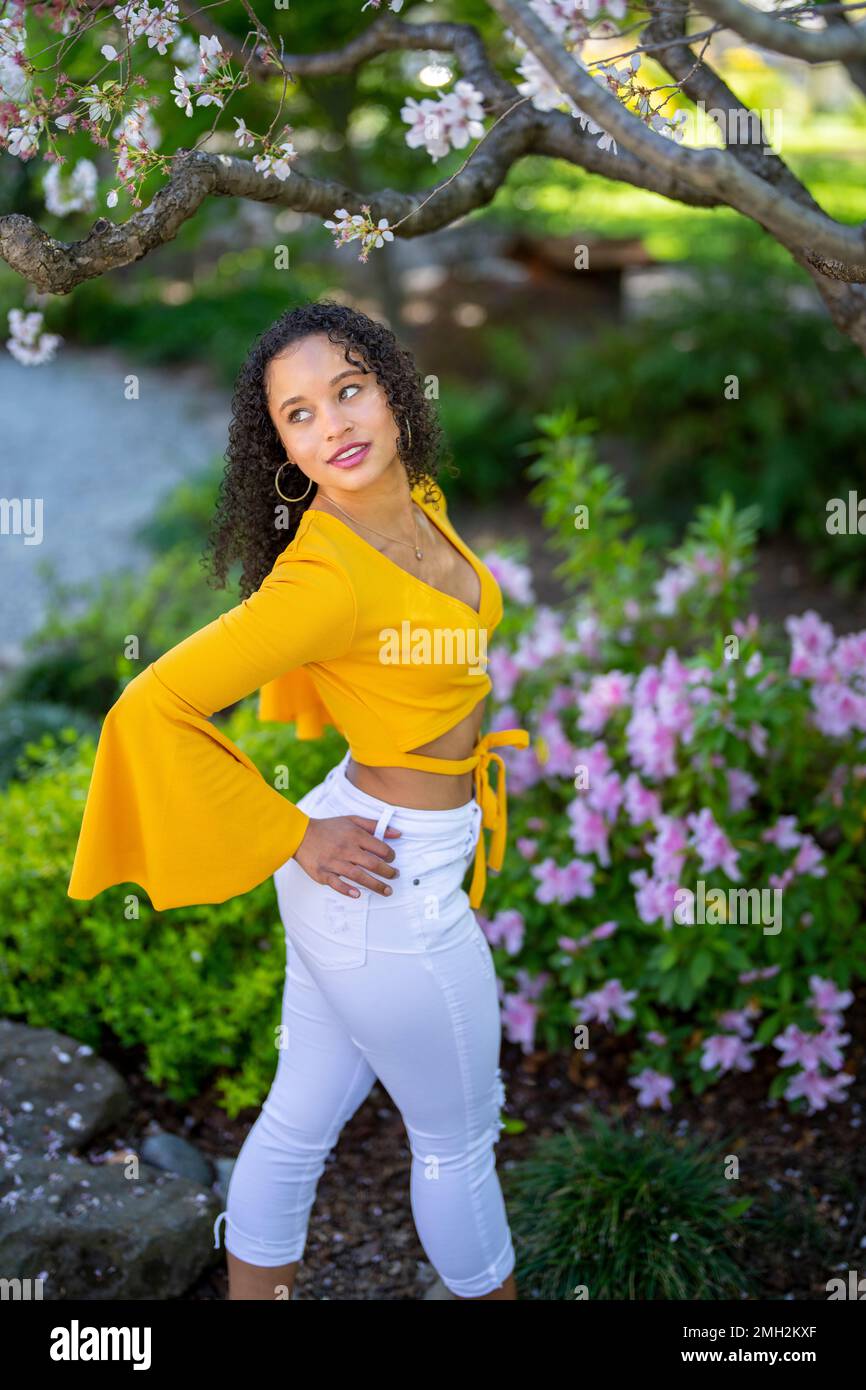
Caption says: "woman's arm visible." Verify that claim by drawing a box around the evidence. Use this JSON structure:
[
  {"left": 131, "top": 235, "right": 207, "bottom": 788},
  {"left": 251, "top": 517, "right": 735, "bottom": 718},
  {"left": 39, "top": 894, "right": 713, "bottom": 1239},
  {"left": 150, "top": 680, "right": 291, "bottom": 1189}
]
[{"left": 67, "top": 550, "right": 357, "bottom": 911}]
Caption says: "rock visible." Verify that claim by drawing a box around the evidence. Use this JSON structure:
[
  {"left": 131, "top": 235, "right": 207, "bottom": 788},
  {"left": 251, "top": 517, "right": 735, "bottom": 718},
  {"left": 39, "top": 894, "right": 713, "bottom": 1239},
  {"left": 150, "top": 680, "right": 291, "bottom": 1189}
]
[
  {"left": 0, "top": 1020, "right": 129, "bottom": 1152},
  {"left": 212, "top": 1155, "right": 236, "bottom": 1202},
  {"left": 0, "top": 1152, "right": 222, "bottom": 1298},
  {"left": 140, "top": 1130, "right": 214, "bottom": 1185}
]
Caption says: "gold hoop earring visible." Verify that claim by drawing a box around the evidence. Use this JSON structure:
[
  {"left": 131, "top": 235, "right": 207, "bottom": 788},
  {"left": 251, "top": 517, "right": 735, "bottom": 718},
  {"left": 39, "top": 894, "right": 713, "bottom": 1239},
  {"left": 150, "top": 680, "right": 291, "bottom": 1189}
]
[
  {"left": 275, "top": 460, "right": 313, "bottom": 503},
  {"left": 403, "top": 416, "right": 412, "bottom": 452}
]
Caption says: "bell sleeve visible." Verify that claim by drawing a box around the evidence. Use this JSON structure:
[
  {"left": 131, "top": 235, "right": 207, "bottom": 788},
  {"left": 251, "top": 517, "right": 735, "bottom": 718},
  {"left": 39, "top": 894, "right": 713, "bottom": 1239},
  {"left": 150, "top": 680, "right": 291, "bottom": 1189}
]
[{"left": 67, "top": 550, "right": 357, "bottom": 912}]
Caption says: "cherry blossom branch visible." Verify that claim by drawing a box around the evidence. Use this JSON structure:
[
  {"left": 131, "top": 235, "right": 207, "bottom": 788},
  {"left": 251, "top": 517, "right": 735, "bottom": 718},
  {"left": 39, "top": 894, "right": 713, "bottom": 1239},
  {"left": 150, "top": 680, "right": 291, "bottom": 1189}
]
[
  {"left": 487, "top": 0, "right": 866, "bottom": 269},
  {"left": 695, "top": 0, "right": 866, "bottom": 60}
]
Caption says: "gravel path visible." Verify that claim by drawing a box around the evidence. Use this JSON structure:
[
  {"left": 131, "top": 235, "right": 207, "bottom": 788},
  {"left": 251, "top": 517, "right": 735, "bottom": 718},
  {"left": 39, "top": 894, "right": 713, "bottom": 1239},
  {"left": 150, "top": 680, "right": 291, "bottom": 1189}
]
[{"left": 0, "top": 344, "right": 230, "bottom": 668}]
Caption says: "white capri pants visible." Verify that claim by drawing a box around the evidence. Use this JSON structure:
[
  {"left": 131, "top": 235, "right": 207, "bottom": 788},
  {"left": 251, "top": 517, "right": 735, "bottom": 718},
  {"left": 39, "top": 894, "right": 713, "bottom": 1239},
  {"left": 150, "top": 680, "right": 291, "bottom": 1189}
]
[{"left": 212, "top": 749, "right": 515, "bottom": 1298}]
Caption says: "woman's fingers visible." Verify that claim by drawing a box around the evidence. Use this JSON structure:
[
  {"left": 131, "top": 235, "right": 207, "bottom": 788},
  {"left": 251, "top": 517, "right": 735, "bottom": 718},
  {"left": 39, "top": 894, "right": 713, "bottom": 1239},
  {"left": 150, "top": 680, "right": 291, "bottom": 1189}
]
[
  {"left": 331, "top": 862, "right": 395, "bottom": 897},
  {"left": 294, "top": 814, "right": 403, "bottom": 895}
]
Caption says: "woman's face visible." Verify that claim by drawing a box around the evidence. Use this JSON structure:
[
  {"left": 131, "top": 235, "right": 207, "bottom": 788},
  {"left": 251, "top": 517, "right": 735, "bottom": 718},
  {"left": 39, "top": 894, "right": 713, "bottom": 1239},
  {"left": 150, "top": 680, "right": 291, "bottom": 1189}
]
[{"left": 264, "top": 332, "right": 402, "bottom": 495}]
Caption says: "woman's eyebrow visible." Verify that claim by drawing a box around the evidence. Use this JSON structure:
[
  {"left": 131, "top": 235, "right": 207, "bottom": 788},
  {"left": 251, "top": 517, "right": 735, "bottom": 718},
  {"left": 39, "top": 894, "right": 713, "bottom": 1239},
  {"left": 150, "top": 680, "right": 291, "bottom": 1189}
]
[{"left": 280, "top": 369, "right": 364, "bottom": 412}]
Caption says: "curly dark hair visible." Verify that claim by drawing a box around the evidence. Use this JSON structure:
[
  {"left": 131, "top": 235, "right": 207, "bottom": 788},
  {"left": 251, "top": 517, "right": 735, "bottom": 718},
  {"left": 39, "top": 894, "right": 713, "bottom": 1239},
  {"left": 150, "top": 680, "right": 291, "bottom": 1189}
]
[{"left": 202, "top": 299, "right": 452, "bottom": 600}]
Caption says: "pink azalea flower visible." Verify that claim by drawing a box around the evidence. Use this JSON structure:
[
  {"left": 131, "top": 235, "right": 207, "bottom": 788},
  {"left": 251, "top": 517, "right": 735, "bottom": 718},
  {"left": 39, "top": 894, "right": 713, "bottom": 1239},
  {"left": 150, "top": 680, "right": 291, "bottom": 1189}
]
[
  {"left": 577, "top": 670, "right": 633, "bottom": 734},
  {"left": 809, "top": 974, "right": 854, "bottom": 1013},
  {"left": 629, "top": 1067, "right": 674, "bottom": 1110},
  {"left": 487, "top": 647, "right": 522, "bottom": 702},
  {"left": 630, "top": 869, "right": 680, "bottom": 927},
  {"left": 516, "top": 836, "right": 538, "bottom": 859},
  {"left": 481, "top": 552, "right": 535, "bottom": 605},
  {"left": 501, "top": 992, "right": 538, "bottom": 1053},
  {"left": 513, "top": 606, "right": 576, "bottom": 669},
  {"left": 785, "top": 610, "right": 836, "bottom": 680},
  {"left": 738, "top": 965, "right": 780, "bottom": 983},
  {"left": 811, "top": 683, "right": 866, "bottom": 738},
  {"left": 716, "top": 1004, "right": 760, "bottom": 1038},
  {"left": 700, "top": 1034, "right": 760, "bottom": 1073},
  {"left": 772, "top": 1023, "right": 850, "bottom": 1072},
  {"left": 567, "top": 800, "right": 611, "bottom": 866},
  {"left": 537, "top": 711, "right": 581, "bottom": 778},
  {"left": 572, "top": 740, "right": 614, "bottom": 784},
  {"left": 592, "top": 920, "right": 618, "bottom": 940},
  {"left": 623, "top": 774, "right": 662, "bottom": 826},
  {"left": 830, "top": 631, "right": 866, "bottom": 681},
  {"left": 645, "top": 815, "right": 689, "bottom": 880},
  {"left": 687, "top": 808, "right": 741, "bottom": 881},
  {"left": 646, "top": 1029, "right": 668, "bottom": 1046},
  {"left": 626, "top": 707, "right": 679, "bottom": 780},
  {"left": 725, "top": 767, "right": 758, "bottom": 812},
  {"left": 572, "top": 978, "right": 638, "bottom": 1025},
  {"left": 792, "top": 836, "right": 826, "bottom": 878},
  {"left": 784, "top": 1067, "right": 854, "bottom": 1114},
  {"left": 531, "top": 856, "right": 595, "bottom": 904},
  {"left": 762, "top": 816, "right": 802, "bottom": 850},
  {"left": 482, "top": 908, "right": 525, "bottom": 955},
  {"left": 586, "top": 771, "right": 625, "bottom": 822}
]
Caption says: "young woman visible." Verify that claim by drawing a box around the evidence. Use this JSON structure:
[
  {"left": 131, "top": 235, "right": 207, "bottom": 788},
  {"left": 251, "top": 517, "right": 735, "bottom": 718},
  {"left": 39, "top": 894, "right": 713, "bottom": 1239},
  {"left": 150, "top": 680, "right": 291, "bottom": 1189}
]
[{"left": 68, "top": 300, "right": 530, "bottom": 1301}]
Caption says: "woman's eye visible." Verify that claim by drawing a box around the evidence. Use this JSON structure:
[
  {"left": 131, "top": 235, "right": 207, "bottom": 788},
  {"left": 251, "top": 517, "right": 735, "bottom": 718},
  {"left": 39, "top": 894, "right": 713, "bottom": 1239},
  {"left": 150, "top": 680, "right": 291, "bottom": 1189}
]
[{"left": 288, "top": 383, "right": 361, "bottom": 423}]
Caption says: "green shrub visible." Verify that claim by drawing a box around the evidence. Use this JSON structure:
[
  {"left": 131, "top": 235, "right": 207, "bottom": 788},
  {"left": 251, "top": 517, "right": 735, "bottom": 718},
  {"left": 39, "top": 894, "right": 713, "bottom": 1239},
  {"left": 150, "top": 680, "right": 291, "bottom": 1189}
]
[
  {"left": 503, "top": 1108, "right": 755, "bottom": 1299},
  {"left": 0, "top": 701, "right": 100, "bottom": 787},
  {"left": 0, "top": 707, "right": 346, "bottom": 1114},
  {"left": 554, "top": 257, "right": 866, "bottom": 586}
]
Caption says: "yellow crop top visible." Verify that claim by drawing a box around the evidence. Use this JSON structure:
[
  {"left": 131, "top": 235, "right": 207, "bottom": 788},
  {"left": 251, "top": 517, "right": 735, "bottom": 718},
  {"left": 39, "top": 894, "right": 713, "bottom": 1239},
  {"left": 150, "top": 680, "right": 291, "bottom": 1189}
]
[{"left": 67, "top": 481, "right": 530, "bottom": 913}]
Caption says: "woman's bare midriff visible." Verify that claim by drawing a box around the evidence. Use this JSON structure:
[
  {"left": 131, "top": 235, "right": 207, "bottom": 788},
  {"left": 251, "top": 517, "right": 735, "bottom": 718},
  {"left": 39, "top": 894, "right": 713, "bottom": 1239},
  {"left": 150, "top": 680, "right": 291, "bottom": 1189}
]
[{"left": 345, "top": 698, "right": 486, "bottom": 809}]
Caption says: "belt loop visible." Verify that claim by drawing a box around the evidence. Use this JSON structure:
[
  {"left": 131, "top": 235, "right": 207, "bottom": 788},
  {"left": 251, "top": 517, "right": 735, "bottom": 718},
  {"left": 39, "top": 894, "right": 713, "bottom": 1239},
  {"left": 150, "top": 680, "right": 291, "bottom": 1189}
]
[{"left": 374, "top": 804, "right": 396, "bottom": 838}]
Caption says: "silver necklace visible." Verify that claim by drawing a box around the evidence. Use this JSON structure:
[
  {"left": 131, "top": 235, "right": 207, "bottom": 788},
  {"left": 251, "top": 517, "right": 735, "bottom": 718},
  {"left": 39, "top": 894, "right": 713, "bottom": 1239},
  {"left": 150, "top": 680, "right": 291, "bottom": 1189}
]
[{"left": 317, "top": 493, "right": 424, "bottom": 560}]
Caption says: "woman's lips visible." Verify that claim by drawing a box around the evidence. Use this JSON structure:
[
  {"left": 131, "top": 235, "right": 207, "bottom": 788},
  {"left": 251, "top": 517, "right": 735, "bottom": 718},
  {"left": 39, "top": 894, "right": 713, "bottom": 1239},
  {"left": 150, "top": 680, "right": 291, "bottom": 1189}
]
[{"left": 328, "top": 441, "right": 371, "bottom": 468}]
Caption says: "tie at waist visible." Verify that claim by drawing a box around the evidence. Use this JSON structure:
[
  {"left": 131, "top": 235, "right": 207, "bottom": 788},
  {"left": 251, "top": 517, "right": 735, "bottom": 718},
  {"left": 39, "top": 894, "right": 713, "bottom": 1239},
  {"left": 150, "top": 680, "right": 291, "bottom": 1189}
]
[{"left": 466, "top": 728, "right": 531, "bottom": 910}]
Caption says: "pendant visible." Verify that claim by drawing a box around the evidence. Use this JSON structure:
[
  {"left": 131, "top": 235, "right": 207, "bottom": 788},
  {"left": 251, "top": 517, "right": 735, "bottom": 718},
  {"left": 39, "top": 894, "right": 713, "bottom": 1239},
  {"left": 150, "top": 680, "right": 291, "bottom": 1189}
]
[{"left": 415, "top": 547, "right": 423, "bottom": 559}]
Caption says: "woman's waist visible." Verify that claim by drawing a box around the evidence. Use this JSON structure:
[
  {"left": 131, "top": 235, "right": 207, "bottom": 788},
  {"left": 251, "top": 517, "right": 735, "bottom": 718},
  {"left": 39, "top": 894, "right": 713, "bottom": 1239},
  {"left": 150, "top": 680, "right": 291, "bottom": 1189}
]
[{"left": 346, "top": 756, "right": 476, "bottom": 810}]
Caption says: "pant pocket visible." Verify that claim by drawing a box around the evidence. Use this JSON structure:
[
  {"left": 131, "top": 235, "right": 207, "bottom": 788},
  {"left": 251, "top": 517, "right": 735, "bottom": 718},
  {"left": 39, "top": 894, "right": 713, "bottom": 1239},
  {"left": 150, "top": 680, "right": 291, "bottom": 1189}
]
[{"left": 289, "top": 891, "right": 369, "bottom": 970}]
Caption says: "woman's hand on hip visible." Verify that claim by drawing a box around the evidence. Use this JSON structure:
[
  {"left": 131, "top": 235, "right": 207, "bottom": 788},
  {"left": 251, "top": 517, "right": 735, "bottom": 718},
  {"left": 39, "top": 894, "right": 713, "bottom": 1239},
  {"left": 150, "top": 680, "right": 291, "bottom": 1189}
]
[{"left": 293, "top": 815, "right": 402, "bottom": 896}]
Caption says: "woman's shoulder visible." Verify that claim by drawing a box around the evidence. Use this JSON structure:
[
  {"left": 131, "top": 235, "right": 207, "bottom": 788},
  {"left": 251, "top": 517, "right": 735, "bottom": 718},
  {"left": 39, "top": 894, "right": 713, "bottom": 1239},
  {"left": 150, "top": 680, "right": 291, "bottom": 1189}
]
[{"left": 274, "top": 507, "right": 347, "bottom": 570}]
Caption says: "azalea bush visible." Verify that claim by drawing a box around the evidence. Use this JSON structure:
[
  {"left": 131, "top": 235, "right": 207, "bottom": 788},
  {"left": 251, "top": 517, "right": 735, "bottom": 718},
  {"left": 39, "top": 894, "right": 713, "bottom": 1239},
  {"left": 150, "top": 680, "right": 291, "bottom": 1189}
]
[{"left": 476, "top": 408, "right": 866, "bottom": 1118}]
